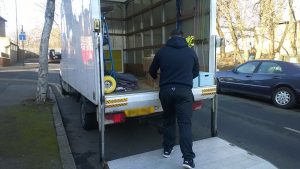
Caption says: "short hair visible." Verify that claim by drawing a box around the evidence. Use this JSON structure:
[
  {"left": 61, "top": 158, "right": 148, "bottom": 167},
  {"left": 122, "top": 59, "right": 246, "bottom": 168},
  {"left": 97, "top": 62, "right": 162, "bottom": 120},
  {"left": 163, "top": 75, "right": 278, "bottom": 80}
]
[{"left": 170, "top": 29, "right": 183, "bottom": 37}]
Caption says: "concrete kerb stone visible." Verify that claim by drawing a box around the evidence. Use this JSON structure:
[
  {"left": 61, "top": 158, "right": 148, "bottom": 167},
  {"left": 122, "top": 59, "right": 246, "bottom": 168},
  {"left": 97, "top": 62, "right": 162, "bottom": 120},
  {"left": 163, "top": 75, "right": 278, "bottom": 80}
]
[{"left": 49, "top": 86, "right": 77, "bottom": 169}]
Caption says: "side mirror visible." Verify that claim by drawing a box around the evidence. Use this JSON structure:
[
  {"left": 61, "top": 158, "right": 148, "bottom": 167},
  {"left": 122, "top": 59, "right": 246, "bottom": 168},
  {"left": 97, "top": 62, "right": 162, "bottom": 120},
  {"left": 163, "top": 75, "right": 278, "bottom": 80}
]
[{"left": 232, "top": 69, "right": 238, "bottom": 73}]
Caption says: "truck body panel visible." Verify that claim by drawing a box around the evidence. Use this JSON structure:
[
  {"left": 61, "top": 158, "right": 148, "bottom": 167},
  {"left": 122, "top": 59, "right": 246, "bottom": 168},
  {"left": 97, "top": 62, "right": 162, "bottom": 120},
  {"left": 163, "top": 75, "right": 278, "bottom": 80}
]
[
  {"left": 61, "top": 0, "right": 100, "bottom": 105},
  {"left": 59, "top": 2, "right": 278, "bottom": 168},
  {"left": 61, "top": 0, "right": 217, "bottom": 119}
]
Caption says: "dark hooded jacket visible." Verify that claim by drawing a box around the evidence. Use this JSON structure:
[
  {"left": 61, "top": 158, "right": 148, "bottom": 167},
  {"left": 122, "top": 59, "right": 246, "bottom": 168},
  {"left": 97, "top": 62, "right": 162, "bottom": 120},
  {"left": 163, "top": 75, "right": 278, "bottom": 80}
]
[{"left": 149, "top": 36, "right": 199, "bottom": 89}]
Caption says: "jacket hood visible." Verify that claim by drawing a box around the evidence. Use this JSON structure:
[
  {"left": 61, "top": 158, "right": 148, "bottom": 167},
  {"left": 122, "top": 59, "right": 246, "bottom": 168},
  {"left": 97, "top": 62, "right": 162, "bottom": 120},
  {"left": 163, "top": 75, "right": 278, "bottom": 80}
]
[{"left": 166, "top": 36, "right": 188, "bottom": 48}]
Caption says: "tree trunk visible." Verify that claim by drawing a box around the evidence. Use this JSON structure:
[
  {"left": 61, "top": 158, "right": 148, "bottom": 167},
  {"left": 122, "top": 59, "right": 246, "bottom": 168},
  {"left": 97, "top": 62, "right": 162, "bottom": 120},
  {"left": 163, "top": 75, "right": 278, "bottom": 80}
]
[
  {"left": 36, "top": 0, "right": 55, "bottom": 103},
  {"left": 268, "top": 26, "right": 275, "bottom": 59},
  {"left": 289, "top": 22, "right": 297, "bottom": 55},
  {"left": 232, "top": 0, "right": 249, "bottom": 61},
  {"left": 228, "top": 21, "right": 242, "bottom": 63},
  {"left": 253, "top": 28, "right": 259, "bottom": 50},
  {"left": 256, "top": 0, "right": 267, "bottom": 60},
  {"left": 288, "top": 0, "right": 297, "bottom": 56},
  {"left": 298, "top": 22, "right": 300, "bottom": 58},
  {"left": 216, "top": 15, "right": 226, "bottom": 58},
  {"left": 276, "top": 23, "right": 289, "bottom": 53},
  {"left": 256, "top": 27, "right": 264, "bottom": 59},
  {"left": 223, "top": 6, "right": 243, "bottom": 63},
  {"left": 264, "top": 0, "right": 275, "bottom": 59}
]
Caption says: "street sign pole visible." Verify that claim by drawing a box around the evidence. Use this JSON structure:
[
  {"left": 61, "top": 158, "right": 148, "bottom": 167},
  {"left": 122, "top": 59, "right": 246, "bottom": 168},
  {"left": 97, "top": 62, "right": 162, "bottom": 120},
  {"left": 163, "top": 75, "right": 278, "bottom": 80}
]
[
  {"left": 18, "top": 25, "right": 26, "bottom": 63},
  {"left": 21, "top": 25, "right": 24, "bottom": 51},
  {"left": 15, "top": 0, "right": 19, "bottom": 61}
]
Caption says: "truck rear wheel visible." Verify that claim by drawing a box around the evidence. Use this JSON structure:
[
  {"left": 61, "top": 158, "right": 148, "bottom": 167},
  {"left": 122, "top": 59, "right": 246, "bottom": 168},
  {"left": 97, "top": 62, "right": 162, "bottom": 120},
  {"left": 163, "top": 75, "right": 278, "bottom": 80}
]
[
  {"left": 80, "top": 97, "right": 98, "bottom": 130},
  {"left": 60, "top": 75, "right": 68, "bottom": 95}
]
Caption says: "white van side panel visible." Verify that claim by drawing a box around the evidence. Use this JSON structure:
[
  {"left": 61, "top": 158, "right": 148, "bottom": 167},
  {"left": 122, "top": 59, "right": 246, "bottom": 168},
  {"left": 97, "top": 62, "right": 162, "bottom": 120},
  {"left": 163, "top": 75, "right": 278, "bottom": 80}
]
[{"left": 61, "top": 0, "right": 100, "bottom": 105}]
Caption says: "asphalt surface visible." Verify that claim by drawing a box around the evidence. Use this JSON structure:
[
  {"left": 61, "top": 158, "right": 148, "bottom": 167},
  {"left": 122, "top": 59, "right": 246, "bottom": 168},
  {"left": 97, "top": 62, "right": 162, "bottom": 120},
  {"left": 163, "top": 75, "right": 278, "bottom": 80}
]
[
  {"left": 52, "top": 87, "right": 300, "bottom": 169},
  {"left": 214, "top": 95, "right": 300, "bottom": 169},
  {"left": 53, "top": 87, "right": 212, "bottom": 169},
  {"left": 1, "top": 64, "right": 300, "bottom": 169}
]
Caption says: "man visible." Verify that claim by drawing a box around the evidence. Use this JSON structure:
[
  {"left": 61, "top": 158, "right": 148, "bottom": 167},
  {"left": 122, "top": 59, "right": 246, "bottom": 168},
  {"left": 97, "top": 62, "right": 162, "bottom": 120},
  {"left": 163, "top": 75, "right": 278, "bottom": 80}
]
[{"left": 149, "top": 29, "right": 199, "bottom": 169}]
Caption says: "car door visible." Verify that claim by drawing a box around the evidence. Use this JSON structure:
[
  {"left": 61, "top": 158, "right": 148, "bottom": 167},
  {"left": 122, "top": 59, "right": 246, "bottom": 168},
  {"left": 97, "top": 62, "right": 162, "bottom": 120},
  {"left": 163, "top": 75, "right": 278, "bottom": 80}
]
[
  {"left": 220, "top": 61, "right": 260, "bottom": 93},
  {"left": 250, "top": 61, "right": 284, "bottom": 98}
]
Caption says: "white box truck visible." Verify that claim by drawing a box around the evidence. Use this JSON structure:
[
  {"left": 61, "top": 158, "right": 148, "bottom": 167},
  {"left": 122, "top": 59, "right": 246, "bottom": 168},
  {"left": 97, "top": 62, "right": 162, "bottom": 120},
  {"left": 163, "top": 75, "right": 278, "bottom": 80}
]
[
  {"left": 60, "top": 1, "right": 279, "bottom": 168},
  {"left": 60, "top": 0, "right": 217, "bottom": 129},
  {"left": 60, "top": 0, "right": 218, "bottom": 166}
]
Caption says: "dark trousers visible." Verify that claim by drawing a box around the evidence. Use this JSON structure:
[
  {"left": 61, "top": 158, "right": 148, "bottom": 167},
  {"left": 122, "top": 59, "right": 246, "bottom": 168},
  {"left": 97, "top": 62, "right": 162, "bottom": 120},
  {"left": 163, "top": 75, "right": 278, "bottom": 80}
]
[{"left": 159, "top": 87, "right": 195, "bottom": 160}]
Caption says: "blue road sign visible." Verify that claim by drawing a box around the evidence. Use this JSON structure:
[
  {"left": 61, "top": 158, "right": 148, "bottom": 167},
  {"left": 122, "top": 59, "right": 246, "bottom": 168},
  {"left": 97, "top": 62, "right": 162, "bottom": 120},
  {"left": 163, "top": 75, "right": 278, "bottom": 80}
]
[{"left": 19, "top": 32, "right": 26, "bottom": 41}]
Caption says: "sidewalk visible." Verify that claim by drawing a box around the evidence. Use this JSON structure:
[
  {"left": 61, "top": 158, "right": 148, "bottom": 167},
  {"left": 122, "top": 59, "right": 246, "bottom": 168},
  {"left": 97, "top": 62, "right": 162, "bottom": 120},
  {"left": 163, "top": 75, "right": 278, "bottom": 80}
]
[{"left": 0, "top": 67, "right": 76, "bottom": 169}]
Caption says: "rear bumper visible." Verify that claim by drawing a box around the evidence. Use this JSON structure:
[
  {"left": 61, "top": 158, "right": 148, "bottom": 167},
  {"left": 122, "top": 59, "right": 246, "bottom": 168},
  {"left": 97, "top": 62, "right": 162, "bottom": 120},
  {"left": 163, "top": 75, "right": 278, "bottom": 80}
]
[
  {"left": 104, "top": 86, "right": 216, "bottom": 114},
  {"left": 103, "top": 86, "right": 216, "bottom": 125},
  {"left": 104, "top": 100, "right": 204, "bottom": 125}
]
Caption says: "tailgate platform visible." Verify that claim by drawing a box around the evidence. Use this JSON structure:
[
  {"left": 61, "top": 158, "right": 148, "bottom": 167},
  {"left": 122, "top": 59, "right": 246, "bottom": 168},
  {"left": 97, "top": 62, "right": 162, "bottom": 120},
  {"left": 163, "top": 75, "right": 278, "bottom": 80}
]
[{"left": 108, "top": 137, "right": 277, "bottom": 169}]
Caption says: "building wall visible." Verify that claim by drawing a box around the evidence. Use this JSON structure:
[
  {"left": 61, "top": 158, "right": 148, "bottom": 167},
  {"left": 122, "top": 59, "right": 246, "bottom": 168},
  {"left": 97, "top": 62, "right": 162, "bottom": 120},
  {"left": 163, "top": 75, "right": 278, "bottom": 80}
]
[
  {"left": 0, "top": 37, "right": 18, "bottom": 64},
  {"left": 0, "top": 37, "right": 10, "bottom": 55},
  {"left": 0, "top": 19, "right": 5, "bottom": 37}
]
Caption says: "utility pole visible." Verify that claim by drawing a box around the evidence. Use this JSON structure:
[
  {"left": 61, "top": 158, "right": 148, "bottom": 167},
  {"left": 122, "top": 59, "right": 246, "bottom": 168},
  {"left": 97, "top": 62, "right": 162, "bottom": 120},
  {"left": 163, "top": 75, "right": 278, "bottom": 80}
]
[
  {"left": 21, "top": 25, "right": 24, "bottom": 51},
  {"left": 15, "top": 0, "right": 19, "bottom": 61}
]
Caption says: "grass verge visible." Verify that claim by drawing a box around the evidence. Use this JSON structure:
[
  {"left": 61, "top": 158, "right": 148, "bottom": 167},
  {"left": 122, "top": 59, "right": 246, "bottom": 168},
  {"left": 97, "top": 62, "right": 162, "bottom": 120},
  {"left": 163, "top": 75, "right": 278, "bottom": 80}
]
[{"left": 0, "top": 99, "right": 62, "bottom": 169}]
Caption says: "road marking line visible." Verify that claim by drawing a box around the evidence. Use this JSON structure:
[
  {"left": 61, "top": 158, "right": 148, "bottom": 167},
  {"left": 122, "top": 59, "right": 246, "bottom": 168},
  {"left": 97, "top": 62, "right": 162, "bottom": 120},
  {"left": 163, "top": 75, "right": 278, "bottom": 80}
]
[
  {"left": 49, "top": 68, "right": 60, "bottom": 71},
  {"left": 284, "top": 127, "right": 300, "bottom": 134}
]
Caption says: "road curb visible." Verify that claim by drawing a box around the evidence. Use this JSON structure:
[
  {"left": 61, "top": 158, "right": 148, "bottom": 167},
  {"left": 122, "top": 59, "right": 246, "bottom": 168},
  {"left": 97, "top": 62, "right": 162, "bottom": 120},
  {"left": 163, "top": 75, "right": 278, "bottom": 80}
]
[{"left": 49, "top": 87, "right": 77, "bottom": 169}]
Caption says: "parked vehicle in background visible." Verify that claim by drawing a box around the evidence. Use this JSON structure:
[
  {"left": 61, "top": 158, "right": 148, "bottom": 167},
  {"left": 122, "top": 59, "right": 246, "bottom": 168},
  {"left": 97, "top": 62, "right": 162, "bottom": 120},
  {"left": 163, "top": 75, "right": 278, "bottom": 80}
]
[
  {"left": 48, "top": 49, "right": 61, "bottom": 63},
  {"left": 216, "top": 60, "right": 300, "bottom": 108}
]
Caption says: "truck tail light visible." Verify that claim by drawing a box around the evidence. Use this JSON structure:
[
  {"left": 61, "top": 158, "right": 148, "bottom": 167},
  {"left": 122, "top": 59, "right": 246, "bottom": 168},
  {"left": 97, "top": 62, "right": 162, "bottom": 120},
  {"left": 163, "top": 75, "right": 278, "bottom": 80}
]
[
  {"left": 105, "top": 112, "right": 125, "bottom": 124},
  {"left": 192, "top": 101, "right": 203, "bottom": 110}
]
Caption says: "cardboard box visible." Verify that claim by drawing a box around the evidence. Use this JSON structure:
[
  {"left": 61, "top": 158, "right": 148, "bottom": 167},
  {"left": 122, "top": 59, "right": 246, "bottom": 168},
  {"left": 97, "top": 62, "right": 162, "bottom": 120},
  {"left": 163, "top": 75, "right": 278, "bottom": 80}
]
[
  {"left": 143, "top": 55, "right": 155, "bottom": 72},
  {"left": 145, "top": 73, "right": 159, "bottom": 89}
]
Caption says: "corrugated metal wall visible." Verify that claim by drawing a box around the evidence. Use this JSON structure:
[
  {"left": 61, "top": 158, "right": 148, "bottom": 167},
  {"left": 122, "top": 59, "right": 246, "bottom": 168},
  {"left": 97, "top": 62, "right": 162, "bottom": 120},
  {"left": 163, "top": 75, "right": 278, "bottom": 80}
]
[
  {"left": 105, "top": 0, "right": 212, "bottom": 71},
  {"left": 194, "top": 0, "right": 211, "bottom": 71}
]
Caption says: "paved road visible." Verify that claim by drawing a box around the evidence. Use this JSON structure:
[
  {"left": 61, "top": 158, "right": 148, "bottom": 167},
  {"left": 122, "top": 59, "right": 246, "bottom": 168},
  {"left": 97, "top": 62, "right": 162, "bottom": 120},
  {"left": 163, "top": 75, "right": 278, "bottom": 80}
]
[
  {"left": 1, "top": 66, "right": 299, "bottom": 169},
  {"left": 0, "top": 63, "right": 60, "bottom": 84},
  {"left": 53, "top": 88, "right": 300, "bottom": 169},
  {"left": 212, "top": 94, "right": 300, "bottom": 169}
]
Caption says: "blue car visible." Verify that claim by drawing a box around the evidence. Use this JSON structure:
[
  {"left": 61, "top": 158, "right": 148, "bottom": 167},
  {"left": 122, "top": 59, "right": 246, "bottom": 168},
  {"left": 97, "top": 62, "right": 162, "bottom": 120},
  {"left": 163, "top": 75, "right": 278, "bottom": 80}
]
[{"left": 216, "top": 60, "right": 300, "bottom": 108}]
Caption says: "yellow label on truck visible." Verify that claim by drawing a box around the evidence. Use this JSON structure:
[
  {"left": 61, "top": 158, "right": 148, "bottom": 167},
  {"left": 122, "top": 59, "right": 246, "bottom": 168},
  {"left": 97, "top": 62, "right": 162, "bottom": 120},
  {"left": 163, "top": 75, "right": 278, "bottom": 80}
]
[{"left": 124, "top": 106, "right": 155, "bottom": 117}]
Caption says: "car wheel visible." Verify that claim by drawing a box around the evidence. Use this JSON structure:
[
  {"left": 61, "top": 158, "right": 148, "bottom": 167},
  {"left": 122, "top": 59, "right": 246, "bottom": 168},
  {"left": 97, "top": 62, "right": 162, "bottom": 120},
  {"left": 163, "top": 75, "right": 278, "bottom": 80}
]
[{"left": 272, "top": 87, "right": 296, "bottom": 109}]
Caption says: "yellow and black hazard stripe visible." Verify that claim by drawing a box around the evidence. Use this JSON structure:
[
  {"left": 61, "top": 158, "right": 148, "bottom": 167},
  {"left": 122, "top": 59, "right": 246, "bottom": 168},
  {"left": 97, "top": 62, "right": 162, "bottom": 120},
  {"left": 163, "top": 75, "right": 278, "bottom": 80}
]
[
  {"left": 105, "top": 98, "right": 128, "bottom": 104},
  {"left": 202, "top": 87, "right": 217, "bottom": 96},
  {"left": 106, "top": 103, "right": 128, "bottom": 108},
  {"left": 105, "top": 98, "right": 128, "bottom": 108}
]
